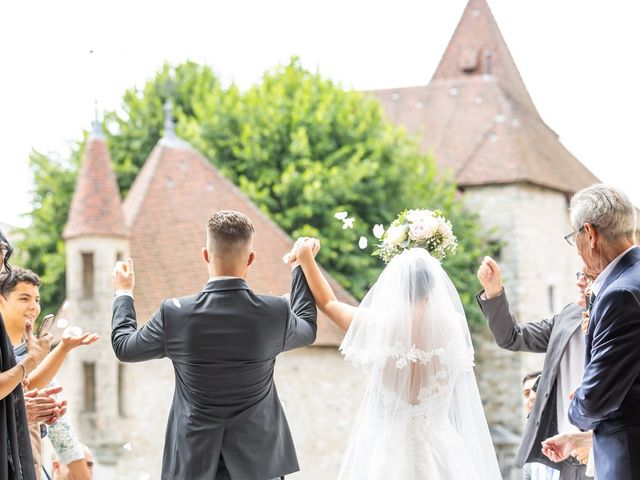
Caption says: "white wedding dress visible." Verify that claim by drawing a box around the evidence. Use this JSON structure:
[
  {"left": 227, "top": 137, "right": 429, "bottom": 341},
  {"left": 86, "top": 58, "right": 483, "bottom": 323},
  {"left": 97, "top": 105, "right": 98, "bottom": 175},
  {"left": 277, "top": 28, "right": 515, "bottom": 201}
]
[{"left": 337, "top": 249, "right": 502, "bottom": 480}]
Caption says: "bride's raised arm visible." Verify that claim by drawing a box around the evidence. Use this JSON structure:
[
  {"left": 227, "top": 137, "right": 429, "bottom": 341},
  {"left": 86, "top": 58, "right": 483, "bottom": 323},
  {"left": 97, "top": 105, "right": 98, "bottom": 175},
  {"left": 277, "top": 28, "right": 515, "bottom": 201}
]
[{"left": 293, "top": 238, "right": 357, "bottom": 331}]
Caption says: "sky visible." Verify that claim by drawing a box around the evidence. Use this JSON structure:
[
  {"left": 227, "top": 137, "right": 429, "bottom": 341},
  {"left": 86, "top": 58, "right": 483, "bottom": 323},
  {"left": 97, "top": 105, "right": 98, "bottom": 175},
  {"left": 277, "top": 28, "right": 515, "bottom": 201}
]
[{"left": 1, "top": 0, "right": 639, "bottom": 227}]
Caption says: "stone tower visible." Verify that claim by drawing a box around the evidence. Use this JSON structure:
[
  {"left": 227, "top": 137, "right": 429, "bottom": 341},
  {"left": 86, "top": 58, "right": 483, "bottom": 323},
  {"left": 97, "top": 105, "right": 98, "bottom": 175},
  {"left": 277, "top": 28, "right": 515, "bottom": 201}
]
[
  {"left": 370, "top": 0, "right": 600, "bottom": 476},
  {"left": 59, "top": 118, "right": 130, "bottom": 466}
]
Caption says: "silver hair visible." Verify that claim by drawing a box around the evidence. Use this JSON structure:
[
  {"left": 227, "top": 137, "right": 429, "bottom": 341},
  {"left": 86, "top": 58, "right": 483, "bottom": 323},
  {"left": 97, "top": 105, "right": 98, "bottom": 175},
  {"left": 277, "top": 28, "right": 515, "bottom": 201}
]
[{"left": 570, "top": 183, "right": 637, "bottom": 242}]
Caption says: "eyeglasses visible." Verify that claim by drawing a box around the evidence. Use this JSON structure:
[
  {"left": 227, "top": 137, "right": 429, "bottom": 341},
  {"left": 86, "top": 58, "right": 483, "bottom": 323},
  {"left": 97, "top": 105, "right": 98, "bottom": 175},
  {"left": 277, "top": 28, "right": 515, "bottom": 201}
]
[
  {"left": 564, "top": 224, "right": 597, "bottom": 246},
  {"left": 576, "top": 271, "right": 594, "bottom": 282}
]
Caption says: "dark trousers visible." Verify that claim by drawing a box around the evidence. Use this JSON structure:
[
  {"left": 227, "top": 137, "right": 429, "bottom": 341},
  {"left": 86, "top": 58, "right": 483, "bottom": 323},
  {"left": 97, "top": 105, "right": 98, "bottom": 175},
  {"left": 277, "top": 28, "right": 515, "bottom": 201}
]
[
  {"left": 559, "top": 463, "right": 589, "bottom": 480},
  {"left": 216, "top": 456, "right": 284, "bottom": 480}
]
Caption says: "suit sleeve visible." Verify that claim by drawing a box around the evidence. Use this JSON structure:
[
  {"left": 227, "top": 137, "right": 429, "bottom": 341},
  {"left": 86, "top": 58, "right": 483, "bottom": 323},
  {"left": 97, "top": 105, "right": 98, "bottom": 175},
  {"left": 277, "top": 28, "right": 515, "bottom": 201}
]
[
  {"left": 283, "top": 266, "right": 318, "bottom": 351},
  {"left": 111, "top": 295, "right": 166, "bottom": 362},
  {"left": 476, "top": 290, "right": 554, "bottom": 353},
  {"left": 569, "top": 288, "right": 640, "bottom": 431}
]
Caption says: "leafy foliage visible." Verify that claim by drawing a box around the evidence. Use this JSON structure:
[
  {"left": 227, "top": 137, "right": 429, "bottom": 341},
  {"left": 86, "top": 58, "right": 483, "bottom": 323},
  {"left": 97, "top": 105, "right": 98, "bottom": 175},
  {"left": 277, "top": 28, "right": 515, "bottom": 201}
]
[{"left": 18, "top": 59, "right": 497, "bottom": 326}]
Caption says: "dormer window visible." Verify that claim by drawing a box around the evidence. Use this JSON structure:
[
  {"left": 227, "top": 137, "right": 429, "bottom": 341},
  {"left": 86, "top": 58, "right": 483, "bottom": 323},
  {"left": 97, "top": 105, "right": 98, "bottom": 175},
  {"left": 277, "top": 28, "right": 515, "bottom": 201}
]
[{"left": 459, "top": 47, "right": 479, "bottom": 73}]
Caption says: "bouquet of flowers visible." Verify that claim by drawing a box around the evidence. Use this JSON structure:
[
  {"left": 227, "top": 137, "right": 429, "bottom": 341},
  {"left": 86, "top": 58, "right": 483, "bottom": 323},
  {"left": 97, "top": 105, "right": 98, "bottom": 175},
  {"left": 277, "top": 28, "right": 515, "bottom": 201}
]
[{"left": 372, "top": 209, "right": 457, "bottom": 263}]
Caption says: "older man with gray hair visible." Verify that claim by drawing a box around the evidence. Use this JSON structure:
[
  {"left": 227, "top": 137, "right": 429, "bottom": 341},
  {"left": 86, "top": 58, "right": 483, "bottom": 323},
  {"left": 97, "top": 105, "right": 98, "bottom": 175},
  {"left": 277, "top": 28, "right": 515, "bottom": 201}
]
[{"left": 558, "top": 184, "right": 639, "bottom": 479}]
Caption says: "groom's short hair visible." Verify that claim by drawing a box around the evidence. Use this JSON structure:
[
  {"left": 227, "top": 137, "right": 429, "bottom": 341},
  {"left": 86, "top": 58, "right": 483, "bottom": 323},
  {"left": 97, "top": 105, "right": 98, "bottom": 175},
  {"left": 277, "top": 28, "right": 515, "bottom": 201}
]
[{"left": 207, "top": 211, "right": 255, "bottom": 256}]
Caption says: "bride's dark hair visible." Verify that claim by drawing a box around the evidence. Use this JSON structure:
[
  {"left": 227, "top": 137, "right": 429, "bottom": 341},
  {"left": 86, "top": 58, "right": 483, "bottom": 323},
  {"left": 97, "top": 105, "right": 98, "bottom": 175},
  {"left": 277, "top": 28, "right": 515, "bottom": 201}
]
[
  {"left": 0, "top": 229, "right": 14, "bottom": 296},
  {"left": 412, "top": 257, "right": 435, "bottom": 300}
]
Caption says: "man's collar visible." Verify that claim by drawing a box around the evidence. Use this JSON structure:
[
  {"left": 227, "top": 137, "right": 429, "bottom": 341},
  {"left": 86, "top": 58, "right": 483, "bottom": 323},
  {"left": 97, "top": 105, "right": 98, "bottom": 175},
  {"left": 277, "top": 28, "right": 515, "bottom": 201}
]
[
  {"left": 202, "top": 276, "right": 250, "bottom": 293},
  {"left": 591, "top": 245, "right": 639, "bottom": 296}
]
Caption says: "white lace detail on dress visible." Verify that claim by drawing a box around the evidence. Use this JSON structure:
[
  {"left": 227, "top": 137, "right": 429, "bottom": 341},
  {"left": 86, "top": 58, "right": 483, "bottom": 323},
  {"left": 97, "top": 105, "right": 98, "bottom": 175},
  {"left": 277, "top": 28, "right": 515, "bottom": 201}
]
[{"left": 342, "top": 340, "right": 475, "bottom": 372}]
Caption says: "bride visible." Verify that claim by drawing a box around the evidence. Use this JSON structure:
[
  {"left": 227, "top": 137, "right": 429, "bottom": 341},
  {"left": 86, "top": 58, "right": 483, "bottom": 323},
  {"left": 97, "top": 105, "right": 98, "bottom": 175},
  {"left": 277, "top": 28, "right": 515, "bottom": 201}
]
[{"left": 290, "top": 229, "right": 502, "bottom": 479}]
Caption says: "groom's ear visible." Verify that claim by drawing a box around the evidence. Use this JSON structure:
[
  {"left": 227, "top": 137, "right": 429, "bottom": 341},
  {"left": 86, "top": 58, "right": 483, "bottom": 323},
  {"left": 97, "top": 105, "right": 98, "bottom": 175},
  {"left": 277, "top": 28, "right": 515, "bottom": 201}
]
[
  {"left": 247, "top": 251, "right": 256, "bottom": 268},
  {"left": 202, "top": 247, "right": 211, "bottom": 265}
]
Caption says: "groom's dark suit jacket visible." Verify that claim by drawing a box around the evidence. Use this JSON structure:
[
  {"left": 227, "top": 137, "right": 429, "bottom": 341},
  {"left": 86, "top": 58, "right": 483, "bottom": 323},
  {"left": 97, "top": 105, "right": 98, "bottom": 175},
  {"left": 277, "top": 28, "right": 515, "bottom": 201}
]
[
  {"left": 111, "top": 266, "right": 317, "bottom": 480},
  {"left": 569, "top": 246, "right": 640, "bottom": 480}
]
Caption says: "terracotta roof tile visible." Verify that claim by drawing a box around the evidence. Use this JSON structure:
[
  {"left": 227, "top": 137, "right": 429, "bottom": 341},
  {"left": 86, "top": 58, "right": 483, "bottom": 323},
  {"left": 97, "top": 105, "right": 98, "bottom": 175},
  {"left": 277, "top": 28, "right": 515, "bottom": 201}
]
[
  {"left": 63, "top": 133, "right": 128, "bottom": 239},
  {"left": 123, "top": 139, "right": 353, "bottom": 346},
  {"left": 369, "top": 0, "right": 599, "bottom": 194},
  {"left": 432, "top": 0, "right": 538, "bottom": 115}
]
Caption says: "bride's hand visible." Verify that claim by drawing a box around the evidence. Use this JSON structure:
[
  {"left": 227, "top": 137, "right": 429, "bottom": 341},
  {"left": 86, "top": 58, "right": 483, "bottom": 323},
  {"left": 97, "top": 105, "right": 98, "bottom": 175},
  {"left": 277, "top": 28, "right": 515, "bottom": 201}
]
[
  {"left": 296, "top": 237, "right": 320, "bottom": 259},
  {"left": 288, "top": 237, "right": 320, "bottom": 264}
]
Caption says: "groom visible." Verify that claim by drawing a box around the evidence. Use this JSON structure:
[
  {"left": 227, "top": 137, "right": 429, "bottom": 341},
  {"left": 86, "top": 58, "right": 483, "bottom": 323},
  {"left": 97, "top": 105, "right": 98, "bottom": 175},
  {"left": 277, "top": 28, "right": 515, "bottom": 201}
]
[{"left": 111, "top": 210, "right": 318, "bottom": 480}]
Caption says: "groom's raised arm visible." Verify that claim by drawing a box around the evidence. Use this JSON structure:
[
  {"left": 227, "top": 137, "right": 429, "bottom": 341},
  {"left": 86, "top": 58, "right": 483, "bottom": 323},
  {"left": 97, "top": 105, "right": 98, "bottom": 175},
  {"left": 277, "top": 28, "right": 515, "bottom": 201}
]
[
  {"left": 110, "top": 258, "right": 166, "bottom": 362},
  {"left": 283, "top": 265, "right": 317, "bottom": 351},
  {"left": 111, "top": 295, "right": 166, "bottom": 362}
]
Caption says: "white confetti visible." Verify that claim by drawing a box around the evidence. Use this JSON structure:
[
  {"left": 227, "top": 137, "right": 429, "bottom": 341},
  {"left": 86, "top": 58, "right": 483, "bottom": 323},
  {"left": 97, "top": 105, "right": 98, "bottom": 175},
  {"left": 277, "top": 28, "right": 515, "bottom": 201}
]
[
  {"left": 172, "top": 298, "right": 181, "bottom": 308},
  {"left": 123, "top": 442, "right": 132, "bottom": 451},
  {"left": 282, "top": 252, "right": 292, "bottom": 264},
  {"left": 342, "top": 217, "right": 355, "bottom": 229},
  {"left": 56, "top": 318, "right": 69, "bottom": 329},
  {"left": 334, "top": 211, "right": 348, "bottom": 220},
  {"left": 372, "top": 224, "right": 385, "bottom": 239},
  {"left": 63, "top": 326, "right": 83, "bottom": 338},
  {"left": 62, "top": 300, "right": 70, "bottom": 310},
  {"left": 358, "top": 237, "right": 368, "bottom": 249}
]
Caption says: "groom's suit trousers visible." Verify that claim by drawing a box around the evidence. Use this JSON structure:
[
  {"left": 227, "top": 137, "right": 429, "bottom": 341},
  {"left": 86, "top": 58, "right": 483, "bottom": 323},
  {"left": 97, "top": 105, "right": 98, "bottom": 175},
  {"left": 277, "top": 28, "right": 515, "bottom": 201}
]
[{"left": 216, "top": 454, "right": 285, "bottom": 480}]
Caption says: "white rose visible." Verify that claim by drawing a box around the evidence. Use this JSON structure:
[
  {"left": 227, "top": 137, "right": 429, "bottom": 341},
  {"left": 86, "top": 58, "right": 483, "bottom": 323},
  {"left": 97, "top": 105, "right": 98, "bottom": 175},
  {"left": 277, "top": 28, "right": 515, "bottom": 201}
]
[
  {"left": 372, "top": 224, "right": 385, "bottom": 239},
  {"left": 384, "top": 224, "right": 408, "bottom": 246},
  {"left": 334, "top": 211, "right": 348, "bottom": 220},
  {"left": 405, "top": 209, "right": 433, "bottom": 223},
  {"left": 409, "top": 216, "right": 439, "bottom": 241}
]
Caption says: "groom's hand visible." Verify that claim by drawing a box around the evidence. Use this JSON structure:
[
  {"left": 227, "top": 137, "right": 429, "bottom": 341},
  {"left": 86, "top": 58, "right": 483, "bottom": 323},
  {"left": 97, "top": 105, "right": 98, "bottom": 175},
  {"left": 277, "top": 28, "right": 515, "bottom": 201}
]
[
  {"left": 113, "top": 258, "right": 135, "bottom": 291},
  {"left": 477, "top": 256, "right": 503, "bottom": 299}
]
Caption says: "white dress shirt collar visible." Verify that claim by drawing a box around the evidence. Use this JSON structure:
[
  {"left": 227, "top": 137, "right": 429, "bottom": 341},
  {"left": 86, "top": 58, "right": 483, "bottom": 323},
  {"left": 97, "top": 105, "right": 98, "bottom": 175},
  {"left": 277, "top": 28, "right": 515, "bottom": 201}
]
[
  {"left": 591, "top": 245, "right": 636, "bottom": 296},
  {"left": 207, "top": 275, "right": 240, "bottom": 282}
]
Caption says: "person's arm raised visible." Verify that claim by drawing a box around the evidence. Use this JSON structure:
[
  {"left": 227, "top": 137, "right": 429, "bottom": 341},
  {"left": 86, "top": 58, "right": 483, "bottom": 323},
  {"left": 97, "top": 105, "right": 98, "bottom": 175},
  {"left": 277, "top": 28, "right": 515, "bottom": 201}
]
[
  {"left": 27, "top": 331, "right": 99, "bottom": 390},
  {"left": 295, "top": 239, "right": 357, "bottom": 331},
  {"left": 476, "top": 256, "right": 554, "bottom": 352},
  {"left": 111, "top": 259, "right": 166, "bottom": 362}
]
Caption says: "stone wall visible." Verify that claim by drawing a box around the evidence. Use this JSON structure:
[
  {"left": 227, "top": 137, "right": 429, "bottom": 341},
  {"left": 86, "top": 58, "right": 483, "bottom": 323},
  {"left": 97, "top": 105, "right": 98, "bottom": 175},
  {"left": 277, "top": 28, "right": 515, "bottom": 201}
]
[
  {"left": 463, "top": 183, "right": 583, "bottom": 476},
  {"left": 57, "top": 235, "right": 132, "bottom": 468}
]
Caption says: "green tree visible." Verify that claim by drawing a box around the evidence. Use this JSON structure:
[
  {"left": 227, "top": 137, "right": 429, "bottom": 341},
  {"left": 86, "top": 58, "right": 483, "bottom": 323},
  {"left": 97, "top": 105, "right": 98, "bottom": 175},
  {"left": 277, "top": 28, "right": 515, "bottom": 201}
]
[
  {"left": 19, "top": 59, "right": 496, "bottom": 326},
  {"left": 17, "top": 150, "right": 79, "bottom": 313}
]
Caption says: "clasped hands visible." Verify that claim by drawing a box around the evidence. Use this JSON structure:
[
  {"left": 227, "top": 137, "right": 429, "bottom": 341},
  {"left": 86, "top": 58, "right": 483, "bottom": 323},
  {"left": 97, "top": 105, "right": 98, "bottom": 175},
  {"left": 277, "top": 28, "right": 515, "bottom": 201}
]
[
  {"left": 24, "top": 385, "right": 67, "bottom": 426},
  {"left": 541, "top": 431, "right": 592, "bottom": 465},
  {"left": 286, "top": 237, "right": 321, "bottom": 268}
]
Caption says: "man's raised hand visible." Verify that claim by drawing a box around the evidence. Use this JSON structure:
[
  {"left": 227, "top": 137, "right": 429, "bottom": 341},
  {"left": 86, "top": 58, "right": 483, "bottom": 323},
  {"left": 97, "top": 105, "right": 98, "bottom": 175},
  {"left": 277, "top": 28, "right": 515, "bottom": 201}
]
[
  {"left": 477, "top": 256, "right": 503, "bottom": 299},
  {"left": 113, "top": 258, "right": 135, "bottom": 291}
]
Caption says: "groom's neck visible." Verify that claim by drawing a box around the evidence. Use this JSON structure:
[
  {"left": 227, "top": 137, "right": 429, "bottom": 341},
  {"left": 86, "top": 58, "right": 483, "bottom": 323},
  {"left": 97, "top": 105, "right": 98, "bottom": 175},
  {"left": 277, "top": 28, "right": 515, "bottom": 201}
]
[{"left": 209, "top": 265, "right": 246, "bottom": 280}]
